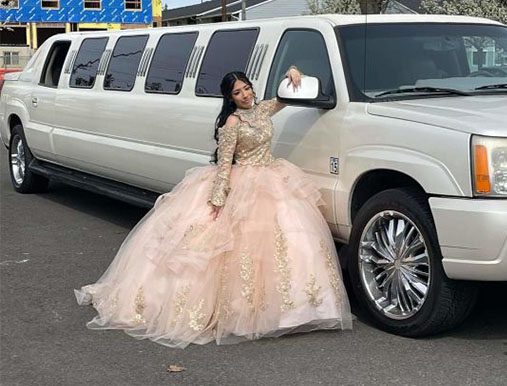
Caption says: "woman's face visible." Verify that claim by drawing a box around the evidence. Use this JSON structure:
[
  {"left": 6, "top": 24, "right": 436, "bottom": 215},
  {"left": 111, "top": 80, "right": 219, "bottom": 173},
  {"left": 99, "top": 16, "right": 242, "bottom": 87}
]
[{"left": 231, "top": 80, "right": 254, "bottom": 109}]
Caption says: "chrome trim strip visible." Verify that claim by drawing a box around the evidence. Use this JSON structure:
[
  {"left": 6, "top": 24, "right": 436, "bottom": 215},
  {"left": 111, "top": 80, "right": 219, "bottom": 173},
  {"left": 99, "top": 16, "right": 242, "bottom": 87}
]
[
  {"left": 246, "top": 45, "right": 261, "bottom": 79},
  {"left": 250, "top": 44, "right": 264, "bottom": 81},
  {"left": 98, "top": 49, "right": 112, "bottom": 75},
  {"left": 137, "top": 49, "right": 149, "bottom": 76},
  {"left": 140, "top": 48, "right": 154, "bottom": 77},
  {"left": 254, "top": 44, "right": 268, "bottom": 80},
  {"left": 191, "top": 46, "right": 204, "bottom": 78},
  {"left": 185, "top": 46, "right": 198, "bottom": 77},
  {"left": 64, "top": 50, "right": 77, "bottom": 74}
]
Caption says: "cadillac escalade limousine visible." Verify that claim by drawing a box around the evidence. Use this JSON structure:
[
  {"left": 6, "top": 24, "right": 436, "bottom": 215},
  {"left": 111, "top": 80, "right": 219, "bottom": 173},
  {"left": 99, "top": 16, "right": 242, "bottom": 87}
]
[{"left": 1, "top": 14, "right": 506, "bottom": 337}]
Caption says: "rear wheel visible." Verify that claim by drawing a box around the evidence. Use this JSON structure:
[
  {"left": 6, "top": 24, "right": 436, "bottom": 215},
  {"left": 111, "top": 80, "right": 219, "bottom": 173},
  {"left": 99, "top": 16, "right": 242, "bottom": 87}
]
[
  {"left": 8, "top": 124, "right": 49, "bottom": 193},
  {"left": 348, "top": 188, "right": 477, "bottom": 337}
]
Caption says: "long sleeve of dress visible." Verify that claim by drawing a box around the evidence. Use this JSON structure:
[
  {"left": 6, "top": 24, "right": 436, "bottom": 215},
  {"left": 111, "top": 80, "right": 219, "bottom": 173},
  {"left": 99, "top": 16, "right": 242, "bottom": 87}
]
[
  {"left": 209, "top": 122, "right": 239, "bottom": 207},
  {"left": 258, "top": 97, "right": 284, "bottom": 117}
]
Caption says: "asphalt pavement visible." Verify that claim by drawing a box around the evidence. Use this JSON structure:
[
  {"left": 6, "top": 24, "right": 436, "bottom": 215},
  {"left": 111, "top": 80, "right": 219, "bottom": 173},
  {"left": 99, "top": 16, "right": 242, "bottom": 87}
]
[{"left": 1, "top": 144, "right": 506, "bottom": 386}]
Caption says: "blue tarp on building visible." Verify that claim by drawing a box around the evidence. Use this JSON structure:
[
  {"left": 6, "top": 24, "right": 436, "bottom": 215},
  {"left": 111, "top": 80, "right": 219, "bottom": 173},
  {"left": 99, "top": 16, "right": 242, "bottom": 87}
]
[{"left": 1, "top": 0, "right": 152, "bottom": 24}]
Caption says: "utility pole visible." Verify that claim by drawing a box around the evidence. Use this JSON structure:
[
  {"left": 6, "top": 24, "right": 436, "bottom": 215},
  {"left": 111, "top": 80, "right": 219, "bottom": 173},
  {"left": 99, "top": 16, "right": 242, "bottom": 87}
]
[
  {"left": 241, "top": 0, "right": 246, "bottom": 20},
  {"left": 221, "top": 0, "right": 227, "bottom": 22}
]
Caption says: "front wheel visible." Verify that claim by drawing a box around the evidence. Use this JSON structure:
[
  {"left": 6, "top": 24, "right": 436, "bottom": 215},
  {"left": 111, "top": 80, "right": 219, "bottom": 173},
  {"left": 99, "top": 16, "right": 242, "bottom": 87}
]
[
  {"left": 348, "top": 188, "right": 477, "bottom": 337},
  {"left": 8, "top": 124, "right": 49, "bottom": 193}
]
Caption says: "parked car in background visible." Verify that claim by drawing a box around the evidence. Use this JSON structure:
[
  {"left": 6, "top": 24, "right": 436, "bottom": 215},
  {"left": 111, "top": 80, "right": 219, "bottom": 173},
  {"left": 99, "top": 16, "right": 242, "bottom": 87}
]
[
  {"left": 0, "top": 68, "right": 22, "bottom": 93},
  {"left": 1, "top": 14, "right": 506, "bottom": 337}
]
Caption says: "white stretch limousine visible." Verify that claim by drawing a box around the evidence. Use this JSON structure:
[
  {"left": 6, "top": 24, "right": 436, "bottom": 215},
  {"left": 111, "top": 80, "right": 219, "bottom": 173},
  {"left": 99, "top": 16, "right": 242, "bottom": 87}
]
[{"left": 1, "top": 14, "right": 506, "bottom": 337}]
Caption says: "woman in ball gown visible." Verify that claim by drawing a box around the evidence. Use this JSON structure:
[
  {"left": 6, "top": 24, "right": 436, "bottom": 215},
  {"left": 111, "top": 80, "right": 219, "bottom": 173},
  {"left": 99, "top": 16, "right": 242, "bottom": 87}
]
[{"left": 75, "top": 67, "right": 353, "bottom": 348}]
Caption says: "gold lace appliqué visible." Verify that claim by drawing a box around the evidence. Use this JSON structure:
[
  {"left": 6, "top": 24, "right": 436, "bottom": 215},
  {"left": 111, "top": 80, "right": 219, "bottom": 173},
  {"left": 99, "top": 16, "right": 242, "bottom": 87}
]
[
  {"left": 304, "top": 274, "right": 323, "bottom": 307},
  {"left": 209, "top": 122, "right": 239, "bottom": 207},
  {"left": 240, "top": 250, "right": 255, "bottom": 309},
  {"left": 217, "top": 254, "right": 233, "bottom": 321},
  {"left": 133, "top": 287, "right": 146, "bottom": 325},
  {"left": 274, "top": 223, "right": 295, "bottom": 312},
  {"left": 170, "top": 285, "right": 190, "bottom": 327},
  {"left": 321, "top": 240, "right": 342, "bottom": 307},
  {"left": 209, "top": 99, "right": 280, "bottom": 207},
  {"left": 188, "top": 299, "right": 207, "bottom": 331}
]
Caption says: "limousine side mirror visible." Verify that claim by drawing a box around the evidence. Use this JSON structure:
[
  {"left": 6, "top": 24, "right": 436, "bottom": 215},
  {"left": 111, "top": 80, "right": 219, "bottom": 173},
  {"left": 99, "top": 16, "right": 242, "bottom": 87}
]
[{"left": 276, "top": 76, "right": 335, "bottom": 109}]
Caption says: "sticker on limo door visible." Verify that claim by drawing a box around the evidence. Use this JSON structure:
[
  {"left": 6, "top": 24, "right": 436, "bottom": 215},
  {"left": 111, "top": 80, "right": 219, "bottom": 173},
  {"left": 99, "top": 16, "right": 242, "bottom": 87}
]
[{"left": 329, "top": 157, "right": 339, "bottom": 175}]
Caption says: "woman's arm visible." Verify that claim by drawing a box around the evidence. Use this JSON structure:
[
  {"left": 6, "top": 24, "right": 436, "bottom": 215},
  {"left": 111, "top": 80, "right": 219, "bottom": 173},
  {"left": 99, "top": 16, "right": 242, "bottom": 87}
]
[
  {"left": 262, "top": 65, "right": 303, "bottom": 116},
  {"left": 208, "top": 115, "right": 240, "bottom": 217}
]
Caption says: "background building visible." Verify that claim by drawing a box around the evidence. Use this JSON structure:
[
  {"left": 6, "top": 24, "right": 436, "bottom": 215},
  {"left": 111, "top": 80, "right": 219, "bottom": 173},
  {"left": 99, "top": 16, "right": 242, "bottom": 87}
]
[
  {"left": 161, "top": 0, "right": 424, "bottom": 26},
  {"left": 162, "top": 0, "right": 310, "bottom": 26},
  {"left": 1, "top": 0, "right": 162, "bottom": 67}
]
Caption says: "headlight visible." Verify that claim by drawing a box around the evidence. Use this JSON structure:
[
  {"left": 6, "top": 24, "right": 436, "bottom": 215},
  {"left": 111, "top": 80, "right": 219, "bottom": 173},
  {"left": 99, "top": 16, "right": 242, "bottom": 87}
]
[{"left": 472, "top": 135, "right": 507, "bottom": 197}]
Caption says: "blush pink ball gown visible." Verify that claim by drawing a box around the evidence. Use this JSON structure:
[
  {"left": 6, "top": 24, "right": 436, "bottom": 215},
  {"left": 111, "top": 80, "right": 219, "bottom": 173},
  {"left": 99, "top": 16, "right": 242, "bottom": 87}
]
[{"left": 75, "top": 99, "right": 353, "bottom": 348}]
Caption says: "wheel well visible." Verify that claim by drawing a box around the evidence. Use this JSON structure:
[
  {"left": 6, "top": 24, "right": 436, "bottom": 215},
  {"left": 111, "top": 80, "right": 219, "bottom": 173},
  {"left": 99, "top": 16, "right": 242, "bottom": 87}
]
[
  {"left": 350, "top": 170, "right": 427, "bottom": 222},
  {"left": 8, "top": 114, "right": 23, "bottom": 133}
]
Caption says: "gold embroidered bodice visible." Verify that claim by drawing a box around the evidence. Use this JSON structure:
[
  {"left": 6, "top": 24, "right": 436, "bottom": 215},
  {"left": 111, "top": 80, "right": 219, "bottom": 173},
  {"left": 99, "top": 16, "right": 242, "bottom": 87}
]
[{"left": 209, "top": 98, "right": 281, "bottom": 207}]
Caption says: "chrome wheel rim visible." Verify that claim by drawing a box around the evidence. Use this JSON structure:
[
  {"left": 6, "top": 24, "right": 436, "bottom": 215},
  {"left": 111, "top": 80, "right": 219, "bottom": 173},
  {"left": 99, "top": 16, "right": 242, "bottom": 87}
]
[
  {"left": 10, "top": 135, "right": 26, "bottom": 186},
  {"left": 359, "top": 210, "right": 431, "bottom": 320}
]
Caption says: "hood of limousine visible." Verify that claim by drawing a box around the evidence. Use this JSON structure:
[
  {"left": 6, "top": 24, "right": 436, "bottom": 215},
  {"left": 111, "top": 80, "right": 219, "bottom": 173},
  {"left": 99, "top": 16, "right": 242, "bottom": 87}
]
[{"left": 367, "top": 95, "right": 507, "bottom": 137}]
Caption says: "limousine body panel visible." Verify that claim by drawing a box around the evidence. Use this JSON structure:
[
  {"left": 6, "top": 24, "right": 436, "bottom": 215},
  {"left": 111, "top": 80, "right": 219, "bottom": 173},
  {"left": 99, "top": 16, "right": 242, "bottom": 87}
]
[
  {"left": 368, "top": 96, "right": 507, "bottom": 138},
  {"left": 330, "top": 102, "right": 471, "bottom": 236},
  {"left": 1, "top": 80, "right": 57, "bottom": 162}
]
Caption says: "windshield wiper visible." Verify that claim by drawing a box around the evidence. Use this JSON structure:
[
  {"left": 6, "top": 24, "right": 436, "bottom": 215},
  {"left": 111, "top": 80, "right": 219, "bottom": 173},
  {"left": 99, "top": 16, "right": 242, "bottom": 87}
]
[
  {"left": 474, "top": 83, "right": 507, "bottom": 91},
  {"left": 375, "top": 86, "right": 472, "bottom": 98}
]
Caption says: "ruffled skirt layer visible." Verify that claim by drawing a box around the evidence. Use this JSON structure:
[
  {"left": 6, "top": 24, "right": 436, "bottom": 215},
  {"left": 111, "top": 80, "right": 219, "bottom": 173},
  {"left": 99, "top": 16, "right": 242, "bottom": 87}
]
[{"left": 75, "top": 159, "right": 352, "bottom": 348}]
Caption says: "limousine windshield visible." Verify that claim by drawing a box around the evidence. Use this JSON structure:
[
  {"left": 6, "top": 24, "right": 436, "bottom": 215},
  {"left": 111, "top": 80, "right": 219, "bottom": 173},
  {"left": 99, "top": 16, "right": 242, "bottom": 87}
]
[{"left": 338, "top": 22, "right": 507, "bottom": 100}]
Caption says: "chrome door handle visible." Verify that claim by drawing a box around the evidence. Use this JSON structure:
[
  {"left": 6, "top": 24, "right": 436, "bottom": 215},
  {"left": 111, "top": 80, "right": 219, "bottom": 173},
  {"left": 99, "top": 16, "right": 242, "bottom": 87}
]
[{"left": 31, "top": 97, "right": 38, "bottom": 107}]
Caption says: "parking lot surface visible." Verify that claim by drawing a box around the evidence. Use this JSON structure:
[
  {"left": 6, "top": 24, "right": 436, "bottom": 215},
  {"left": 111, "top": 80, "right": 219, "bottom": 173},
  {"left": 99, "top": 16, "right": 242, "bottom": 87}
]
[{"left": 1, "top": 145, "right": 506, "bottom": 386}]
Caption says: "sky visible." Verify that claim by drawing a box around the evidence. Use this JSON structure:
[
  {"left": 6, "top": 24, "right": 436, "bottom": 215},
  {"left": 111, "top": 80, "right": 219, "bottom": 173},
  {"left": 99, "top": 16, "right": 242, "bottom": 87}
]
[{"left": 164, "top": 0, "right": 207, "bottom": 10}]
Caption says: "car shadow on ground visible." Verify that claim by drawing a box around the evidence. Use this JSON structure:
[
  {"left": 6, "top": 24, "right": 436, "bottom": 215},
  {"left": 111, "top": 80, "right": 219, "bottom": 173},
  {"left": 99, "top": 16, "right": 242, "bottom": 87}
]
[
  {"left": 39, "top": 181, "right": 151, "bottom": 229},
  {"left": 448, "top": 282, "right": 507, "bottom": 340},
  {"left": 342, "top": 268, "right": 507, "bottom": 341}
]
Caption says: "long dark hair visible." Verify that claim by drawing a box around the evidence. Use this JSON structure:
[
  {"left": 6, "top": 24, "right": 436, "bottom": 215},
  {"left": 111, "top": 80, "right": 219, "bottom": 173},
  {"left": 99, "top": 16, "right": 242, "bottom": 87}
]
[{"left": 211, "top": 71, "right": 256, "bottom": 164}]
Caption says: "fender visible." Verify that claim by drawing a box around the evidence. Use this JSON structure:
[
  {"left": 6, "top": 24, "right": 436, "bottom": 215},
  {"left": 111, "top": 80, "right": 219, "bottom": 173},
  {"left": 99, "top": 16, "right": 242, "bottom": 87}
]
[
  {"left": 6, "top": 99, "right": 31, "bottom": 139},
  {"left": 335, "top": 145, "right": 467, "bottom": 238},
  {"left": 1, "top": 96, "right": 30, "bottom": 147}
]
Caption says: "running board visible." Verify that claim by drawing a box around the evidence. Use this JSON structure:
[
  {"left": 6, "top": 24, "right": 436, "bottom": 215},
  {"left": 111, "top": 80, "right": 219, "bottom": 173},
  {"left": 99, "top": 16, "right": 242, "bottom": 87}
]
[{"left": 29, "top": 159, "right": 159, "bottom": 208}]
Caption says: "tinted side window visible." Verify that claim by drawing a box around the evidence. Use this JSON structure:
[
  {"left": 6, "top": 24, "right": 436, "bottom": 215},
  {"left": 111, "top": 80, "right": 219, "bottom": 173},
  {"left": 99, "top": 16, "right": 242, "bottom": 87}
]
[
  {"left": 39, "top": 40, "right": 72, "bottom": 88},
  {"left": 265, "top": 30, "right": 334, "bottom": 100},
  {"left": 70, "top": 37, "right": 108, "bottom": 89},
  {"left": 145, "top": 32, "right": 198, "bottom": 94},
  {"left": 104, "top": 35, "right": 149, "bottom": 91},
  {"left": 196, "top": 29, "right": 259, "bottom": 96}
]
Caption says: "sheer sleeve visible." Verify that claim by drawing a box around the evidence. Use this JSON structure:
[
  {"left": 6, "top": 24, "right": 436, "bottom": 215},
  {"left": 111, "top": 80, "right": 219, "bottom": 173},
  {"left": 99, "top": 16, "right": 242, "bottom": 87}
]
[
  {"left": 259, "top": 97, "right": 285, "bottom": 117},
  {"left": 208, "top": 122, "right": 239, "bottom": 207}
]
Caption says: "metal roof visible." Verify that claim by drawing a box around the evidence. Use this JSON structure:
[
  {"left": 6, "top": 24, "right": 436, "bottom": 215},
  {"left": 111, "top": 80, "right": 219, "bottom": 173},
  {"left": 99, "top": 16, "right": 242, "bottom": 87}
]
[{"left": 162, "top": 0, "right": 270, "bottom": 21}]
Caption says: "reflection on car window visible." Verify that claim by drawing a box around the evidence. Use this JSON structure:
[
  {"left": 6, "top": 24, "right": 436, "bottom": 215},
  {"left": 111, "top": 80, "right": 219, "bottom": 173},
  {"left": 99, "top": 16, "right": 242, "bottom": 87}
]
[
  {"left": 104, "top": 35, "right": 149, "bottom": 92},
  {"left": 338, "top": 23, "right": 507, "bottom": 100},
  {"left": 71, "top": 38, "right": 108, "bottom": 89},
  {"left": 145, "top": 32, "right": 198, "bottom": 94},
  {"left": 196, "top": 29, "right": 258, "bottom": 97}
]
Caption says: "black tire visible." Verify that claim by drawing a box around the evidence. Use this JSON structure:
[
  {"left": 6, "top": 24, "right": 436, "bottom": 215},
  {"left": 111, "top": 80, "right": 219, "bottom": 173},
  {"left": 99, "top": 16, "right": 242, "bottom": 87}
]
[
  {"left": 348, "top": 188, "right": 477, "bottom": 337},
  {"left": 8, "top": 124, "right": 49, "bottom": 193}
]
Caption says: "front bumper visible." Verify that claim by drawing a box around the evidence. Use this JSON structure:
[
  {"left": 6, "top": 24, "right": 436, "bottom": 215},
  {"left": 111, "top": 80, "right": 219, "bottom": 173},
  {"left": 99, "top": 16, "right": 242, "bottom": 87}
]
[{"left": 430, "top": 197, "right": 507, "bottom": 281}]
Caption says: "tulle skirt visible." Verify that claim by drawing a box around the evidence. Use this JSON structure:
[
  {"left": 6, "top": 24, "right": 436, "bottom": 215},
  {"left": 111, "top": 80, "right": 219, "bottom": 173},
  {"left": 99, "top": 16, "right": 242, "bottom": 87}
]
[{"left": 75, "top": 159, "right": 353, "bottom": 348}]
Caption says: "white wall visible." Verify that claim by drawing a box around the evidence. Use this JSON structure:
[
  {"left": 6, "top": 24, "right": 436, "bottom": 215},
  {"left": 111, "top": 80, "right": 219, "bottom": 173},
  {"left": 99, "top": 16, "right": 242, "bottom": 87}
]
[
  {"left": 245, "top": 0, "right": 310, "bottom": 20},
  {"left": 0, "top": 46, "right": 33, "bottom": 69}
]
